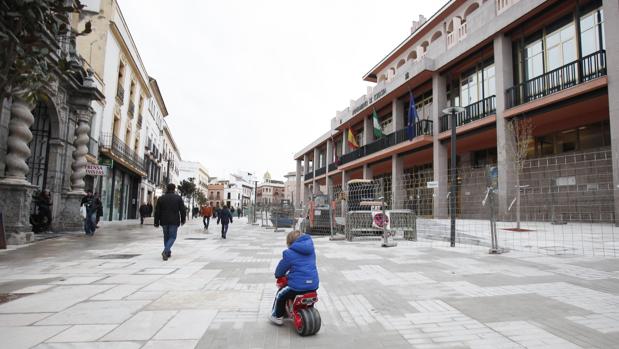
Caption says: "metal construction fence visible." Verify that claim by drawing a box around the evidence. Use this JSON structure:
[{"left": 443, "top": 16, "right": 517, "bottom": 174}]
[{"left": 300, "top": 149, "right": 619, "bottom": 257}]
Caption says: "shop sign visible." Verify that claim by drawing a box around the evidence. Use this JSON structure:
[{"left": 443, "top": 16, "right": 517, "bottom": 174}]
[
  {"left": 99, "top": 158, "right": 113, "bottom": 167},
  {"left": 86, "top": 164, "right": 108, "bottom": 176},
  {"left": 426, "top": 181, "right": 439, "bottom": 189}
]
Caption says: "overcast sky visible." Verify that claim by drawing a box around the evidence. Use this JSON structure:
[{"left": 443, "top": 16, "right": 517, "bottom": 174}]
[{"left": 118, "top": 0, "right": 443, "bottom": 181}]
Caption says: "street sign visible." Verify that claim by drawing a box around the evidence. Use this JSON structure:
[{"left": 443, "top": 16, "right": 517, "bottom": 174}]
[
  {"left": 85, "top": 164, "right": 108, "bottom": 176},
  {"left": 426, "top": 181, "right": 439, "bottom": 189}
]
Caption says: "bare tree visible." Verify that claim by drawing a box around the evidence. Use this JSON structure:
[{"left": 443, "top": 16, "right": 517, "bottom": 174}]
[{"left": 507, "top": 117, "right": 534, "bottom": 229}]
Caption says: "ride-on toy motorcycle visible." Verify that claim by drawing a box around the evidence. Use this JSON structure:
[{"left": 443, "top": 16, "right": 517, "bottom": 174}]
[{"left": 276, "top": 276, "right": 321, "bottom": 336}]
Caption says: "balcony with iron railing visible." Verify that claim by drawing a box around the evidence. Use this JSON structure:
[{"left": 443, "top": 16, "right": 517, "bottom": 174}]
[
  {"left": 439, "top": 95, "right": 496, "bottom": 132},
  {"left": 506, "top": 50, "right": 607, "bottom": 109},
  {"left": 328, "top": 162, "right": 338, "bottom": 172},
  {"left": 99, "top": 133, "right": 145, "bottom": 173},
  {"left": 315, "top": 166, "right": 326, "bottom": 177},
  {"left": 304, "top": 172, "right": 314, "bottom": 181},
  {"left": 339, "top": 120, "right": 433, "bottom": 166}
]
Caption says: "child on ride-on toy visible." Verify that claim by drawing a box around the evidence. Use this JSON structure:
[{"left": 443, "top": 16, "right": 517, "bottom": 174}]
[{"left": 270, "top": 230, "right": 319, "bottom": 325}]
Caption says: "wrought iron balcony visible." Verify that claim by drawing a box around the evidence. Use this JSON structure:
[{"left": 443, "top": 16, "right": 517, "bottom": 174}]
[
  {"left": 99, "top": 133, "right": 145, "bottom": 173},
  {"left": 439, "top": 95, "right": 496, "bottom": 132},
  {"left": 315, "top": 166, "right": 326, "bottom": 177},
  {"left": 362, "top": 120, "right": 434, "bottom": 158},
  {"left": 304, "top": 172, "right": 314, "bottom": 181},
  {"left": 328, "top": 163, "right": 338, "bottom": 172},
  {"left": 506, "top": 50, "right": 606, "bottom": 108}
]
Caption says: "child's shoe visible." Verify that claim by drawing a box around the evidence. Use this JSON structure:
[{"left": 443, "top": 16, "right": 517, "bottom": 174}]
[{"left": 269, "top": 315, "right": 283, "bottom": 325}]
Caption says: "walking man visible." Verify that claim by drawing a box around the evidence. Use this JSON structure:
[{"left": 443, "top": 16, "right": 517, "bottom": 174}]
[
  {"left": 81, "top": 190, "right": 99, "bottom": 236},
  {"left": 154, "top": 184, "right": 186, "bottom": 261},
  {"left": 217, "top": 204, "right": 233, "bottom": 239},
  {"left": 139, "top": 202, "right": 149, "bottom": 225},
  {"left": 201, "top": 203, "right": 213, "bottom": 229}
]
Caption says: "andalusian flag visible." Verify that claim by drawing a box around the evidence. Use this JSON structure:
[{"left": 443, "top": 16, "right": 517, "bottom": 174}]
[
  {"left": 347, "top": 128, "right": 359, "bottom": 149},
  {"left": 372, "top": 110, "right": 383, "bottom": 138}
]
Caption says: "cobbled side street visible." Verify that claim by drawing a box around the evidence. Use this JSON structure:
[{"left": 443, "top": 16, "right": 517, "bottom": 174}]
[{"left": 0, "top": 218, "right": 619, "bottom": 349}]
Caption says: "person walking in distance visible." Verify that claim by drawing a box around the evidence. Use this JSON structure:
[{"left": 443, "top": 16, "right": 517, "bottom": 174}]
[
  {"left": 81, "top": 190, "right": 99, "bottom": 236},
  {"left": 139, "top": 202, "right": 149, "bottom": 225},
  {"left": 154, "top": 184, "right": 186, "bottom": 261},
  {"left": 217, "top": 204, "right": 233, "bottom": 239},
  {"left": 201, "top": 203, "right": 213, "bottom": 229}
]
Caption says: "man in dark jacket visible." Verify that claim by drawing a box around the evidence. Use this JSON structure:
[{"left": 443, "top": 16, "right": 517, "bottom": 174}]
[
  {"left": 270, "top": 231, "right": 319, "bottom": 325},
  {"left": 154, "top": 184, "right": 186, "bottom": 261},
  {"left": 217, "top": 205, "right": 233, "bottom": 239},
  {"left": 139, "top": 203, "right": 149, "bottom": 225}
]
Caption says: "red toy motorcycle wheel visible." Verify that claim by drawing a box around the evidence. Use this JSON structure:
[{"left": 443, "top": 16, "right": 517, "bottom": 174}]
[{"left": 296, "top": 307, "right": 321, "bottom": 336}]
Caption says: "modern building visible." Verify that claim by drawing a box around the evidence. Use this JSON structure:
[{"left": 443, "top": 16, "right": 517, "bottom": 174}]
[
  {"left": 76, "top": 0, "right": 182, "bottom": 221},
  {"left": 294, "top": 0, "right": 618, "bottom": 221},
  {"left": 284, "top": 171, "right": 297, "bottom": 203},
  {"left": 178, "top": 160, "right": 209, "bottom": 194}
]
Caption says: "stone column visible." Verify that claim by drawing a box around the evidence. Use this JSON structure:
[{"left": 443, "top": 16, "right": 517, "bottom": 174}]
[
  {"left": 392, "top": 99, "right": 405, "bottom": 131},
  {"left": 432, "top": 73, "right": 449, "bottom": 218},
  {"left": 69, "top": 111, "right": 91, "bottom": 194},
  {"left": 342, "top": 170, "right": 350, "bottom": 213},
  {"left": 295, "top": 159, "right": 302, "bottom": 208},
  {"left": 392, "top": 154, "right": 404, "bottom": 209},
  {"left": 326, "top": 139, "right": 333, "bottom": 171},
  {"left": 313, "top": 148, "right": 320, "bottom": 173},
  {"left": 363, "top": 114, "right": 374, "bottom": 145},
  {"left": 603, "top": 0, "right": 619, "bottom": 223},
  {"left": 494, "top": 33, "right": 516, "bottom": 217},
  {"left": 1, "top": 98, "right": 35, "bottom": 185},
  {"left": 363, "top": 164, "right": 373, "bottom": 179},
  {"left": 301, "top": 154, "right": 308, "bottom": 206},
  {"left": 56, "top": 109, "right": 93, "bottom": 231},
  {"left": 0, "top": 98, "right": 36, "bottom": 244}
]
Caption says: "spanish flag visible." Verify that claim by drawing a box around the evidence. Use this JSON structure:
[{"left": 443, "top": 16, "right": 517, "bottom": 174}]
[{"left": 347, "top": 128, "right": 359, "bottom": 149}]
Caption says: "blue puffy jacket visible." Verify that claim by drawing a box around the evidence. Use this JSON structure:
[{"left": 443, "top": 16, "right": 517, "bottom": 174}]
[{"left": 274, "top": 234, "right": 319, "bottom": 291}]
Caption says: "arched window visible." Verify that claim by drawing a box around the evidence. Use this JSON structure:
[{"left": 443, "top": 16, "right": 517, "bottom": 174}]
[
  {"left": 464, "top": 3, "right": 480, "bottom": 19},
  {"left": 431, "top": 31, "right": 442, "bottom": 43},
  {"left": 396, "top": 59, "right": 406, "bottom": 69},
  {"left": 407, "top": 50, "right": 418, "bottom": 61}
]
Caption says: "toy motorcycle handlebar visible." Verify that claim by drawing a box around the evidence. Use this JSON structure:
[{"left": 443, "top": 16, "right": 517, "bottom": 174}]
[{"left": 276, "top": 276, "right": 288, "bottom": 288}]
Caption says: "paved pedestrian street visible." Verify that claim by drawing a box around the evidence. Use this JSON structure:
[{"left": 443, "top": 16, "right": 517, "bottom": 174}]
[{"left": 1, "top": 219, "right": 619, "bottom": 349}]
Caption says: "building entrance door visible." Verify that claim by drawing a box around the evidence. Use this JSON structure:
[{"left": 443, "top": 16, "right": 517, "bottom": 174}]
[{"left": 27, "top": 102, "right": 52, "bottom": 190}]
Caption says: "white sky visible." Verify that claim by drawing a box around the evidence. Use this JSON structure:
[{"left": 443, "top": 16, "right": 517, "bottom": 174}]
[{"left": 118, "top": 0, "right": 443, "bottom": 181}]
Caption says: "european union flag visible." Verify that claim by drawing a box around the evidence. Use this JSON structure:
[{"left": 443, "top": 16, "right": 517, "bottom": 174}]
[{"left": 407, "top": 92, "right": 418, "bottom": 141}]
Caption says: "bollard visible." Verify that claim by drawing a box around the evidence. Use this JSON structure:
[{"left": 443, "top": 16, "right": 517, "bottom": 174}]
[{"left": 0, "top": 211, "right": 6, "bottom": 249}]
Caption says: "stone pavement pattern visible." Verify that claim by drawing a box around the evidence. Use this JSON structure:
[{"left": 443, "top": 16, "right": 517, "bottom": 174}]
[{"left": 0, "top": 219, "right": 618, "bottom": 348}]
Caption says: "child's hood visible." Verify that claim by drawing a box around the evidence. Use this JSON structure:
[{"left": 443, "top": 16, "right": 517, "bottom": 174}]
[{"left": 289, "top": 234, "right": 314, "bottom": 255}]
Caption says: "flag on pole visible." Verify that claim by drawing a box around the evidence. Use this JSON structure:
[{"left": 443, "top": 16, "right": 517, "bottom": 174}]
[
  {"left": 407, "top": 92, "right": 418, "bottom": 141},
  {"left": 372, "top": 110, "right": 383, "bottom": 138},
  {"left": 347, "top": 128, "right": 359, "bottom": 149}
]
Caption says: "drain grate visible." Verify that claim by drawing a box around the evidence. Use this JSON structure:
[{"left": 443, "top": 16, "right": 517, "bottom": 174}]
[
  {"left": 0, "top": 293, "right": 31, "bottom": 305},
  {"left": 185, "top": 238, "right": 207, "bottom": 240},
  {"left": 97, "top": 254, "right": 141, "bottom": 259}
]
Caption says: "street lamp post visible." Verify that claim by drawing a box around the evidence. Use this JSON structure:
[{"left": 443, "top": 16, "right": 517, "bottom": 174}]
[{"left": 442, "top": 106, "right": 466, "bottom": 247}]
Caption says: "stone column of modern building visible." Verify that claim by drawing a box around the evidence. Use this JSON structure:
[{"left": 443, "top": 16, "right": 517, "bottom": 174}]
[
  {"left": 432, "top": 73, "right": 448, "bottom": 218},
  {"left": 603, "top": 0, "right": 619, "bottom": 224}
]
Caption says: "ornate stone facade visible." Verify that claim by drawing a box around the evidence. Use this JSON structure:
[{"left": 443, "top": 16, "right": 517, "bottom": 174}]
[{"left": 0, "top": 44, "right": 103, "bottom": 243}]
